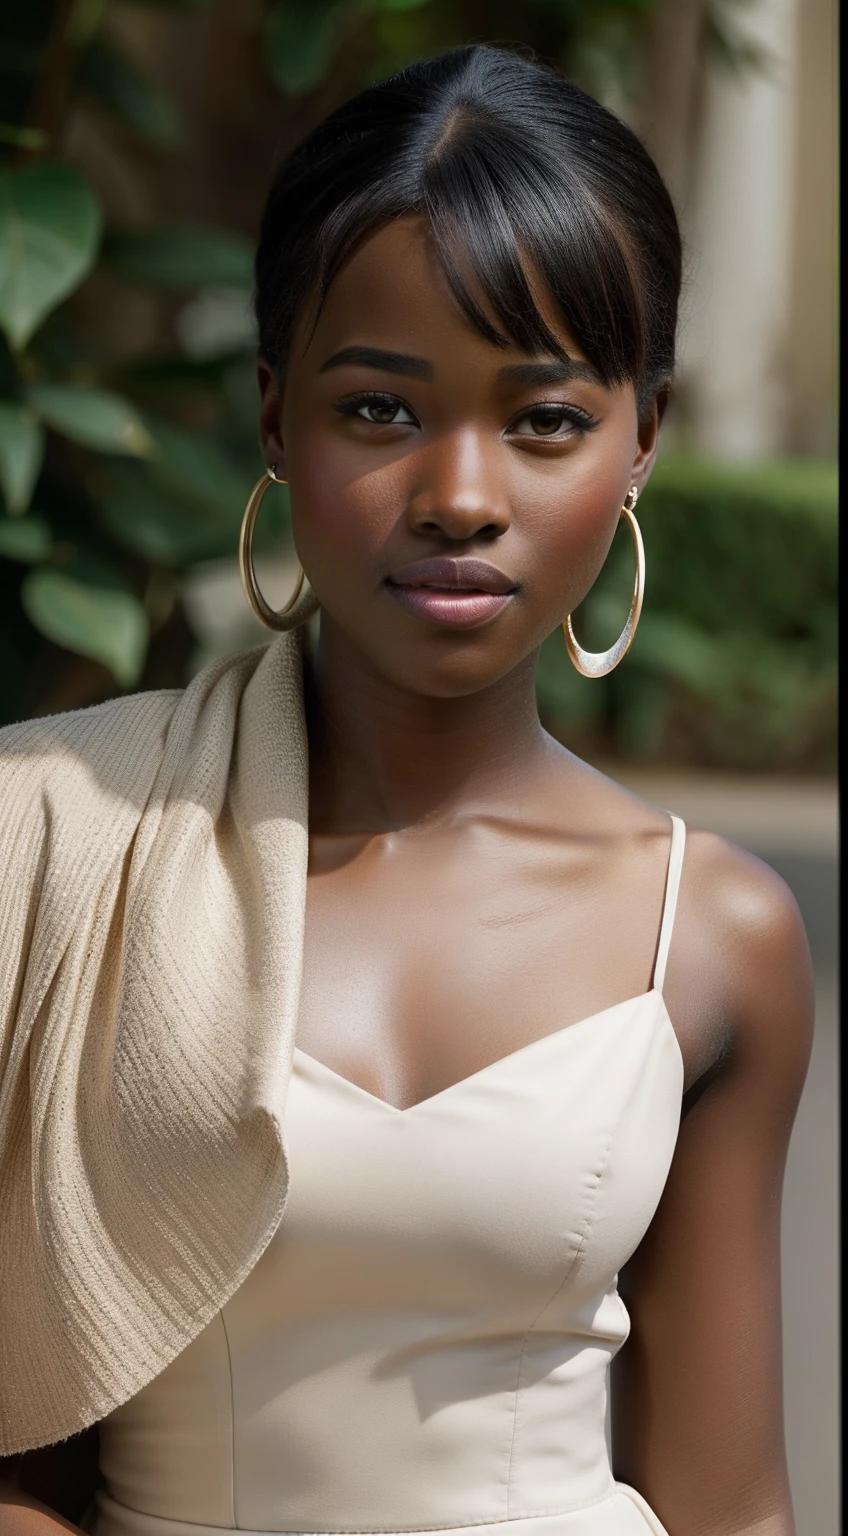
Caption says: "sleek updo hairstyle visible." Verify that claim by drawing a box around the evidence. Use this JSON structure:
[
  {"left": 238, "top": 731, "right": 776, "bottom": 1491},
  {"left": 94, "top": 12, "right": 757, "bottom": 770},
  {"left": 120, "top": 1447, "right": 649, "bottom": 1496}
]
[{"left": 255, "top": 45, "right": 681, "bottom": 419}]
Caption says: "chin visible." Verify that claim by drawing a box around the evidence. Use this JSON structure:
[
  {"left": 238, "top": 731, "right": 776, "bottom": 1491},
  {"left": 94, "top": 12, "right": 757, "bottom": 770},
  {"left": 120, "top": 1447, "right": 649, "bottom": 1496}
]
[
  {"left": 315, "top": 606, "right": 540, "bottom": 699},
  {"left": 366, "top": 642, "right": 530, "bottom": 700}
]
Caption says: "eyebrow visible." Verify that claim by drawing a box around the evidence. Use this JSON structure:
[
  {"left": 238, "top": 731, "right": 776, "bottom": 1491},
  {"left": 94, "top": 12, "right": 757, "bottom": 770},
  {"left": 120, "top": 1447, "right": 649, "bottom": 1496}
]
[
  {"left": 318, "top": 346, "right": 433, "bottom": 380},
  {"left": 497, "top": 359, "right": 603, "bottom": 386},
  {"left": 317, "top": 347, "right": 603, "bottom": 388}
]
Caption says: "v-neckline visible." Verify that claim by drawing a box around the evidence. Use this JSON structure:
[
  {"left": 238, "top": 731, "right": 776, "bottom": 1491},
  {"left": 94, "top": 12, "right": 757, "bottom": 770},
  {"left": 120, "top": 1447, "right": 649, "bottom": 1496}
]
[{"left": 292, "top": 988, "right": 681, "bottom": 1116}]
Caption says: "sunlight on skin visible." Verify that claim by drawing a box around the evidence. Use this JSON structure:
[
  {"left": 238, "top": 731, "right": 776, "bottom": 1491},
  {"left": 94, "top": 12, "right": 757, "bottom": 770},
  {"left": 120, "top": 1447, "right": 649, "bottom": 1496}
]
[{"left": 259, "top": 214, "right": 659, "bottom": 702}]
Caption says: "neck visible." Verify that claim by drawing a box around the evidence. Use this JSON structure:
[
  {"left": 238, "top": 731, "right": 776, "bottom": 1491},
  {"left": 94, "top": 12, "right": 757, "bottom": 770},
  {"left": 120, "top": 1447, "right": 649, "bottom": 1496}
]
[{"left": 305, "top": 619, "right": 550, "bottom": 835}]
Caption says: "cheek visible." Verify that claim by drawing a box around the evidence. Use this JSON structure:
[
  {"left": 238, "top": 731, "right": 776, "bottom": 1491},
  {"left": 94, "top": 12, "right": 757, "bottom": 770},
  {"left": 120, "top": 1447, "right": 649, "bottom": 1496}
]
[
  {"left": 516, "top": 446, "right": 632, "bottom": 611},
  {"left": 282, "top": 389, "right": 637, "bottom": 650},
  {"left": 283, "top": 422, "right": 402, "bottom": 590}
]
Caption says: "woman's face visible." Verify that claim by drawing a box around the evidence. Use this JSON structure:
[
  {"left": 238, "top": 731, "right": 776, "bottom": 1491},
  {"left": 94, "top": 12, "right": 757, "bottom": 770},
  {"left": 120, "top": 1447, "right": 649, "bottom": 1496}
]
[{"left": 259, "top": 215, "right": 660, "bottom": 698}]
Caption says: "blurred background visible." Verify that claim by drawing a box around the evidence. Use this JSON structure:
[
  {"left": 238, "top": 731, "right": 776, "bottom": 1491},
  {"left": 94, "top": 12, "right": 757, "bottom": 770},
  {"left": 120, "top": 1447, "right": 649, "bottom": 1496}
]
[{"left": 0, "top": 0, "right": 838, "bottom": 1529}]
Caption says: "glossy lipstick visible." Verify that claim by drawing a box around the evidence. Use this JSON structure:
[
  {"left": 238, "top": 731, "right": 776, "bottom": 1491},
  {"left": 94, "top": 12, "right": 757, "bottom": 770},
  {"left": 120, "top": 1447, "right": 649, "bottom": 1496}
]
[{"left": 385, "top": 557, "right": 516, "bottom": 630}]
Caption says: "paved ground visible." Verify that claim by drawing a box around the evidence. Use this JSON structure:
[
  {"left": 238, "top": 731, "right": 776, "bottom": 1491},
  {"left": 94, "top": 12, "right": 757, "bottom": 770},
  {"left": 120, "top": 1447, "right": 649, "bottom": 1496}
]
[{"left": 611, "top": 768, "right": 839, "bottom": 1535}]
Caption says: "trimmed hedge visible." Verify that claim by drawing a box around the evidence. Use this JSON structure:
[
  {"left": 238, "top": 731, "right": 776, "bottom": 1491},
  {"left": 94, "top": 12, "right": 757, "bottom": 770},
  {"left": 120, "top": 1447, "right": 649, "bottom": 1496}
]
[{"left": 536, "top": 457, "right": 837, "bottom": 772}]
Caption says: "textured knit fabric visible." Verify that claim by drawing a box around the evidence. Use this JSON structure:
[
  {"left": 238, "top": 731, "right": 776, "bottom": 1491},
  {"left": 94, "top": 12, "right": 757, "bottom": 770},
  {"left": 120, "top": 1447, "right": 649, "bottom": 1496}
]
[{"left": 0, "top": 634, "right": 309, "bottom": 1455}]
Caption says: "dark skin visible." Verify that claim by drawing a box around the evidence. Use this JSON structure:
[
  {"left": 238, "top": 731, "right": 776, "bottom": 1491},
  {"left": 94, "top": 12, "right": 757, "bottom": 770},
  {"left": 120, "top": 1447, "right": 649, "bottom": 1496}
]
[{"left": 1, "top": 216, "right": 813, "bottom": 1536}]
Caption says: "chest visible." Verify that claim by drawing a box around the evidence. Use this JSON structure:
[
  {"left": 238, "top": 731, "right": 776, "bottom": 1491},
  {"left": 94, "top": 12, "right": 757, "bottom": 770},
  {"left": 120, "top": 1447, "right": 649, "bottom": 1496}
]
[
  {"left": 284, "top": 1004, "right": 682, "bottom": 1295},
  {"left": 297, "top": 826, "right": 674, "bottom": 1110}
]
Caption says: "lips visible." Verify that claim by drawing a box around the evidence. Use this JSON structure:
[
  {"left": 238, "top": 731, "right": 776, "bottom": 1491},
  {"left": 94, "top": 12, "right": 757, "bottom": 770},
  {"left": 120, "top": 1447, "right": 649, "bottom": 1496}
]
[{"left": 385, "top": 557, "right": 517, "bottom": 630}]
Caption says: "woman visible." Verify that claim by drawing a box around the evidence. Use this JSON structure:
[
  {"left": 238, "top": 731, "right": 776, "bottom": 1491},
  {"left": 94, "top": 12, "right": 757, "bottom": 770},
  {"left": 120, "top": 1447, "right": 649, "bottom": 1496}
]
[{"left": 0, "top": 44, "right": 813, "bottom": 1536}]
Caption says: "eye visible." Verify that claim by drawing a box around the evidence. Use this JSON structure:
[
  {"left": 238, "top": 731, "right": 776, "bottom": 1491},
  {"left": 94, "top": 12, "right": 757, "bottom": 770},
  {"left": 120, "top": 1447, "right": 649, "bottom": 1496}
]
[
  {"left": 510, "top": 404, "right": 598, "bottom": 438},
  {"left": 334, "top": 391, "right": 419, "bottom": 426}
]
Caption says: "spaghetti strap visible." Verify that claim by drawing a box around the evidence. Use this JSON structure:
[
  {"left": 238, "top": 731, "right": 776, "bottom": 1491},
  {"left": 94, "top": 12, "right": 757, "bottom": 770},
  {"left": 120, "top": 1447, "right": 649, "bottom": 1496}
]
[{"left": 652, "top": 814, "right": 686, "bottom": 995}]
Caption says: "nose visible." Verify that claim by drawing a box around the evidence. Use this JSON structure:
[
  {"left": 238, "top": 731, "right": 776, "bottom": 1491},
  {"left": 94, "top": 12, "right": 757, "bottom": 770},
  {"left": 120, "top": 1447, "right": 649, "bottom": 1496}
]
[{"left": 405, "top": 432, "right": 511, "bottom": 543}]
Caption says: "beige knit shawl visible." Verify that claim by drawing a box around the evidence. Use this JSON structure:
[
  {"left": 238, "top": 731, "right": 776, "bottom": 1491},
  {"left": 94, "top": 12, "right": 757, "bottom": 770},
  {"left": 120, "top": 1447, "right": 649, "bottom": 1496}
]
[{"left": 0, "top": 633, "right": 308, "bottom": 1455}]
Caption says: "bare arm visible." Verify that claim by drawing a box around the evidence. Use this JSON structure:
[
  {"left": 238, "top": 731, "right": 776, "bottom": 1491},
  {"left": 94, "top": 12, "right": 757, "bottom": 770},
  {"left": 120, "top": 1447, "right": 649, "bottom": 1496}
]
[
  {"left": 0, "top": 1485, "right": 85, "bottom": 1536},
  {"left": 0, "top": 1429, "right": 100, "bottom": 1536},
  {"left": 612, "top": 838, "right": 814, "bottom": 1535}
]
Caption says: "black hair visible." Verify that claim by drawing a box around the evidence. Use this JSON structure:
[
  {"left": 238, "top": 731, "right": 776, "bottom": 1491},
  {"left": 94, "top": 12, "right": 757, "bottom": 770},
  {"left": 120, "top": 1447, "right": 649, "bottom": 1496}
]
[{"left": 255, "top": 45, "right": 681, "bottom": 416}]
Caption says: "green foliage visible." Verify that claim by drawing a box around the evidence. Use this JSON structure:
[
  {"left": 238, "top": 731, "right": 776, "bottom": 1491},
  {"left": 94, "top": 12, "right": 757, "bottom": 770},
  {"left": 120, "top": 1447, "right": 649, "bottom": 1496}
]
[
  {"left": 705, "top": 0, "right": 772, "bottom": 74},
  {"left": 0, "top": 125, "right": 49, "bottom": 151},
  {"left": 26, "top": 384, "right": 155, "bottom": 457},
  {"left": 0, "top": 164, "right": 102, "bottom": 349},
  {"left": 21, "top": 564, "right": 148, "bottom": 688},
  {"left": 264, "top": 0, "right": 352, "bottom": 96},
  {"left": 0, "top": 402, "right": 44, "bottom": 513},
  {"left": 114, "top": 0, "right": 213, "bottom": 9},
  {"left": 0, "top": 510, "right": 52, "bottom": 562},
  {"left": 536, "top": 459, "right": 837, "bottom": 771},
  {"left": 78, "top": 36, "right": 185, "bottom": 146},
  {"left": 103, "top": 225, "right": 255, "bottom": 289},
  {"left": 0, "top": 0, "right": 834, "bottom": 772}
]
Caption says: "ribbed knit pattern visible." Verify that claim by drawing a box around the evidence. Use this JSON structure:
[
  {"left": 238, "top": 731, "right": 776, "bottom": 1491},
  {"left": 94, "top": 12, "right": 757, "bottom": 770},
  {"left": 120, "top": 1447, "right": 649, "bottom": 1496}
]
[{"left": 0, "top": 634, "right": 309, "bottom": 1455}]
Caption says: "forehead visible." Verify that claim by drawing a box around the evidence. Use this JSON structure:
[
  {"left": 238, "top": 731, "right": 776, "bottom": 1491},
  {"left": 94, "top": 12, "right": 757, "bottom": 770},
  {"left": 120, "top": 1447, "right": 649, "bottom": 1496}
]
[{"left": 296, "top": 214, "right": 588, "bottom": 369}]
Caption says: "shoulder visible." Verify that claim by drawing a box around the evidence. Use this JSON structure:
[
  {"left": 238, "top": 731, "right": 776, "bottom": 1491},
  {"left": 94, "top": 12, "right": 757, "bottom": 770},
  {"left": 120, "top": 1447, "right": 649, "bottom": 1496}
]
[
  {"left": 671, "top": 823, "right": 814, "bottom": 1101},
  {"left": 0, "top": 688, "right": 183, "bottom": 849},
  {"left": 567, "top": 755, "right": 812, "bottom": 981},
  {"left": 682, "top": 822, "right": 809, "bottom": 961},
  {"left": 0, "top": 687, "right": 182, "bottom": 769},
  {"left": 577, "top": 742, "right": 815, "bottom": 1092},
  {"left": 0, "top": 636, "right": 285, "bottom": 873}
]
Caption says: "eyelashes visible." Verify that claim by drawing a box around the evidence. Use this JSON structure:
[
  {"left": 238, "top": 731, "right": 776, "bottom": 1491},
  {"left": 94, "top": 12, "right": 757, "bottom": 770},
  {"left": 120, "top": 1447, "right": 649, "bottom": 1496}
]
[
  {"left": 512, "top": 404, "right": 599, "bottom": 438},
  {"left": 333, "top": 391, "right": 419, "bottom": 426},
  {"left": 333, "top": 390, "right": 600, "bottom": 439}
]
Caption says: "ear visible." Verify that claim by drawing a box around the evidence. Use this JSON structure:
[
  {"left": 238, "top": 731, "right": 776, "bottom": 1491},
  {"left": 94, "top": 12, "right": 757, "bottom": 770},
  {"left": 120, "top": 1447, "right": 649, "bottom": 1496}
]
[
  {"left": 257, "top": 354, "right": 287, "bottom": 478},
  {"left": 654, "top": 383, "right": 671, "bottom": 424},
  {"left": 630, "top": 390, "right": 664, "bottom": 496}
]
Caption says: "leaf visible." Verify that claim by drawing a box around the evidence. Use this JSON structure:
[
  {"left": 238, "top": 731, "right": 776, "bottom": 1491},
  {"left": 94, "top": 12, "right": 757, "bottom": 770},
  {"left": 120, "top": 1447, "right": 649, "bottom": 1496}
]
[
  {"left": 21, "top": 566, "right": 148, "bottom": 686},
  {"left": 94, "top": 420, "right": 258, "bottom": 566},
  {"left": 26, "top": 383, "right": 155, "bottom": 457},
  {"left": 67, "top": 0, "right": 110, "bottom": 46},
  {"left": 0, "top": 124, "right": 49, "bottom": 150},
  {"left": 78, "top": 37, "right": 184, "bottom": 147},
  {"left": 95, "top": 458, "right": 238, "bottom": 565},
  {"left": 704, "top": 8, "right": 772, "bottom": 76},
  {"left": 142, "top": 417, "right": 252, "bottom": 519},
  {"left": 102, "top": 224, "right": 254, "bottom": 288},
  {"left": 0, "top": 163, "right": 102, "bottom": 350},
  {"left": 0, "top": 403, "right": 45, "bottom": 513},
  {"left": 0, "top": 513, "right": 52, "bottom": 563},
  {"left": 119, "top": 0, "right": 213, "bottom": 7},
  {"left": 264, "top": 0, "right": 349, "bottom": 96}
]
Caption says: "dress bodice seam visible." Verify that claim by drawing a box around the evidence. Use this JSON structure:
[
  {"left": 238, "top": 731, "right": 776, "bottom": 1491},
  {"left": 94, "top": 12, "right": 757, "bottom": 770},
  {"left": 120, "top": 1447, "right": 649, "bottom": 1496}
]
[
  {"left": 218, "top": 1310, "right": 237, "bottom": 1529},
  {"left": 505, "top": 1123, "right": 618, "bottom": 1519},
  {"left": 97, "top": 1481, "right": 637, "bottom": 1534}
]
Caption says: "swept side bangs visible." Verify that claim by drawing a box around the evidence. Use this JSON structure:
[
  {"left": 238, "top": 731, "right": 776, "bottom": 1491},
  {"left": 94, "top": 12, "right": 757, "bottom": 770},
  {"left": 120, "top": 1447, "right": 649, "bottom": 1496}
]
[{"left": 255, "top": 47, "right": 680, "bottom": 415}]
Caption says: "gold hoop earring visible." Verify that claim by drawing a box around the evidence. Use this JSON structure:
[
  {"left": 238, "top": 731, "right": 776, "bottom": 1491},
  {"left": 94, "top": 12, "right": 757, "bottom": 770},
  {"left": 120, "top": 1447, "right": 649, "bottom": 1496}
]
[
  {"left": 238, "top": 466, "right": 319, "bottom": 632},
  {"left": 563, "top": 487, "right": 645, "bottom": 678}
]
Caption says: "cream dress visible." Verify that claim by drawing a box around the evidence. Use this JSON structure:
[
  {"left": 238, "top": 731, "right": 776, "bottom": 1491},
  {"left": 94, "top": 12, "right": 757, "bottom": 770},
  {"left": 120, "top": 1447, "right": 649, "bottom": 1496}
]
[{"left": 94, "top": 819, "right": 686, "bottom": 1536}]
